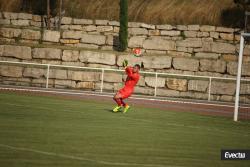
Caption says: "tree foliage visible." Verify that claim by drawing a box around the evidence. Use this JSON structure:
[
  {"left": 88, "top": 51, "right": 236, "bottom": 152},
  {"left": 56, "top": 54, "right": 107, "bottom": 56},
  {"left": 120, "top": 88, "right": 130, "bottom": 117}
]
[{"left": 234, "top": 0, "right": 250, "bottom": 9}]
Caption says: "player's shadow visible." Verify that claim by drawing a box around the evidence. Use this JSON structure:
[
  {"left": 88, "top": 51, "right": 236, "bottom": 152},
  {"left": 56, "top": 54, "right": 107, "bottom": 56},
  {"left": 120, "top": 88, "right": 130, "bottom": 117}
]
[{"left": 104, "top": 108, "right": 115, "bottom": 113}]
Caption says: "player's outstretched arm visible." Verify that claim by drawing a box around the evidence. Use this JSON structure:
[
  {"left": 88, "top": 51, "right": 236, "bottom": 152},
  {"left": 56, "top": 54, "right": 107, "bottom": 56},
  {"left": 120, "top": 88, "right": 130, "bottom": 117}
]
[{"left": 122, "top": 60, "right": 138, "bottom": 79}]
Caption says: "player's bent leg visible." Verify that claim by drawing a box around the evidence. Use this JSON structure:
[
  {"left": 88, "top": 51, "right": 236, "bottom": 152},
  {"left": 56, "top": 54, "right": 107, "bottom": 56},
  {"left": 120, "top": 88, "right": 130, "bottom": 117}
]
[
  {"left": 113, "top": 92, "right": 123, "bottom": 112},
  {"left": 114, "top": 92, "right": 123, "bottom": 99},
  {"left": 113, "top": 90, "right": 132, "bottom": 113},
  {"left": 119, "top": 93, "right": 132, "bottom": 113},
  {"left": 120, "top": 98, "right": 127, "bottom": 106},
  {"left": 123, "top": 104, "right": 130, "bottom": 113}
]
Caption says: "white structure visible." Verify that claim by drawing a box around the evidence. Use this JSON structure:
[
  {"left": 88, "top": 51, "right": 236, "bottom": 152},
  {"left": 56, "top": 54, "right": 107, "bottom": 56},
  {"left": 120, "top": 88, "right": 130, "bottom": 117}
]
[{"left": 234, "top": 33, "right": 250, "bottom": 121}]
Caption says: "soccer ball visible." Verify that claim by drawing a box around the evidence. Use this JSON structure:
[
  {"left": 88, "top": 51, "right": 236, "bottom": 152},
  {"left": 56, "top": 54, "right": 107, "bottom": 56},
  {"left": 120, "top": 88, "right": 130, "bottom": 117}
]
[{"left": 133, "top": 48, "right": 142, "bottom": 57}]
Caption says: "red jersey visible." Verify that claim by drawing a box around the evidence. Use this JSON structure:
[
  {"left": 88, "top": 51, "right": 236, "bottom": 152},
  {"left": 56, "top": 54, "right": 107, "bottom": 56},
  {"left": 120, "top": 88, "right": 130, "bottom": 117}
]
[{"left": 124, "top": 67, "right": 140, "bottom": 90}]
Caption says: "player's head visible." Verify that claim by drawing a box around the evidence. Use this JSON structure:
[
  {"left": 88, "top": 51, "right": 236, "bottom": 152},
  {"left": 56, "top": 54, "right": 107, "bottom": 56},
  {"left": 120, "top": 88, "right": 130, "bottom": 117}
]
[{"left": 133, "top": 64, "right": 140, "bottom": 73}]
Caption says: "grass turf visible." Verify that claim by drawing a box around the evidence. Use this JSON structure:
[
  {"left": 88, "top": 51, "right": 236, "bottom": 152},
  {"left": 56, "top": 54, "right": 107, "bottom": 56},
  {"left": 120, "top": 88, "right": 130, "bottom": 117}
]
[{"left": 0, "top": 92, "right": 250, "bottom": 167}]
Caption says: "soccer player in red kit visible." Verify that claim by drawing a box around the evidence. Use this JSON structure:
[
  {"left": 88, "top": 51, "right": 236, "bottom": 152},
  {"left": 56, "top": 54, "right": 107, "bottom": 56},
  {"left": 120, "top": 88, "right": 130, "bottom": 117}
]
[{"left": 113, "top": 63, "right": 140, "bottom": 113}]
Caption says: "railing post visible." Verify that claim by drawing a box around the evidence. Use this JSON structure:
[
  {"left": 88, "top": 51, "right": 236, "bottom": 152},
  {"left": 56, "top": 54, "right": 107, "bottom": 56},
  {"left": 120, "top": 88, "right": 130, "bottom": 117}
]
[
  {"left": 154, "top": 73, "right": 158, "bottom": 97},
  {"left": 46, "top": 64, "right": 50, "bottom": 89},
  {"left": 100, "top": 68, "right": 104, "bottom": 93},
  {"left": 208, "top": 77, "right": 212, "bottom": 101}
]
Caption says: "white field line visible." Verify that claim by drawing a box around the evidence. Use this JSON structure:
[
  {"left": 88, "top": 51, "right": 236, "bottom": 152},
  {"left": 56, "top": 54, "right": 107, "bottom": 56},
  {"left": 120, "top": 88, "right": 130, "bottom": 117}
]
[
  {"left": 1, "top": 86, "right": 250, "bottom": 109},
  {"left": 0, "top": 144, "right": 178, "bottom": 167},
  {"left": 3, "top": 102, "right": 250, "bottom": 137}
]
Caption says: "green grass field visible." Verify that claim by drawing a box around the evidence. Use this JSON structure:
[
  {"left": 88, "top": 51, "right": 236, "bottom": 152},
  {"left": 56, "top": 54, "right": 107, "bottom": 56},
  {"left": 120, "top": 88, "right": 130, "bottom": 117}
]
[{"left": 0, "top": 92, "right": 250, "bottom": 167}]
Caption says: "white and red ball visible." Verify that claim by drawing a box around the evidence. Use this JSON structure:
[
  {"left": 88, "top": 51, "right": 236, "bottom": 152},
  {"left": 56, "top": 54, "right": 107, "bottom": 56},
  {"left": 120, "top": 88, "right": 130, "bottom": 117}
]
[{"left": 132, "top": 48, "right": 142, "bottom": 57}]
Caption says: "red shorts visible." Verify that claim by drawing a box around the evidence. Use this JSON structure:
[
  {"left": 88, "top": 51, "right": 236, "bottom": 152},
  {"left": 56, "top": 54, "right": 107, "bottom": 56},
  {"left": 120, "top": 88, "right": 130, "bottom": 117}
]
[{"left": 118, "top": 87, "right": 133, "bottom": 99}]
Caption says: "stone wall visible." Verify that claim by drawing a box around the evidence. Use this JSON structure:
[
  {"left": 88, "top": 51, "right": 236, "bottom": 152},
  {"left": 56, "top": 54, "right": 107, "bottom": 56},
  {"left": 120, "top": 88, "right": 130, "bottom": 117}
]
[
  {"left": 1, "top": 12, "right": 250, "bottom": 56},
  {"left": 0, "top": 12, "right": 250, "bottom": 103},
  {"left": 0, "top": 44, "right": 250, "bottom": 103}
]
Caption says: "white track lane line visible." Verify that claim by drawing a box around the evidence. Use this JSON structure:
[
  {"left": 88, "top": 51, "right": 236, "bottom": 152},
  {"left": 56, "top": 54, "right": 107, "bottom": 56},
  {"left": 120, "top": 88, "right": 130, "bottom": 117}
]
[
  {"left": 1, "top": 86, "right": 250, "bottom": 109},
  {"left": 0, "top": 144, "right": 180, "bottom": 167}
]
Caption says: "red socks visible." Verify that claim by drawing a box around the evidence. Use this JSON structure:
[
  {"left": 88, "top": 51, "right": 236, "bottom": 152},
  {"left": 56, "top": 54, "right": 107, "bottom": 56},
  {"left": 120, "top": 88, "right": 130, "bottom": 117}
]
[
  {"left": 114, "top": 98, "right": 122, "bottom": 106},
  {"left": 114, "top": 98, "right": 127, "bottom": 107},
  {"left": 121, "top": 99, "right": 127, "bottom": 107}
]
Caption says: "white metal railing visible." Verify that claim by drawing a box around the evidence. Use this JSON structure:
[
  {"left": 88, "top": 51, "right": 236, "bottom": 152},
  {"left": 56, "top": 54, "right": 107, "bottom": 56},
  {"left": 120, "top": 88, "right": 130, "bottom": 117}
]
[{"left": 0, "top": 60, "right": 250, "bottom": 102}]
